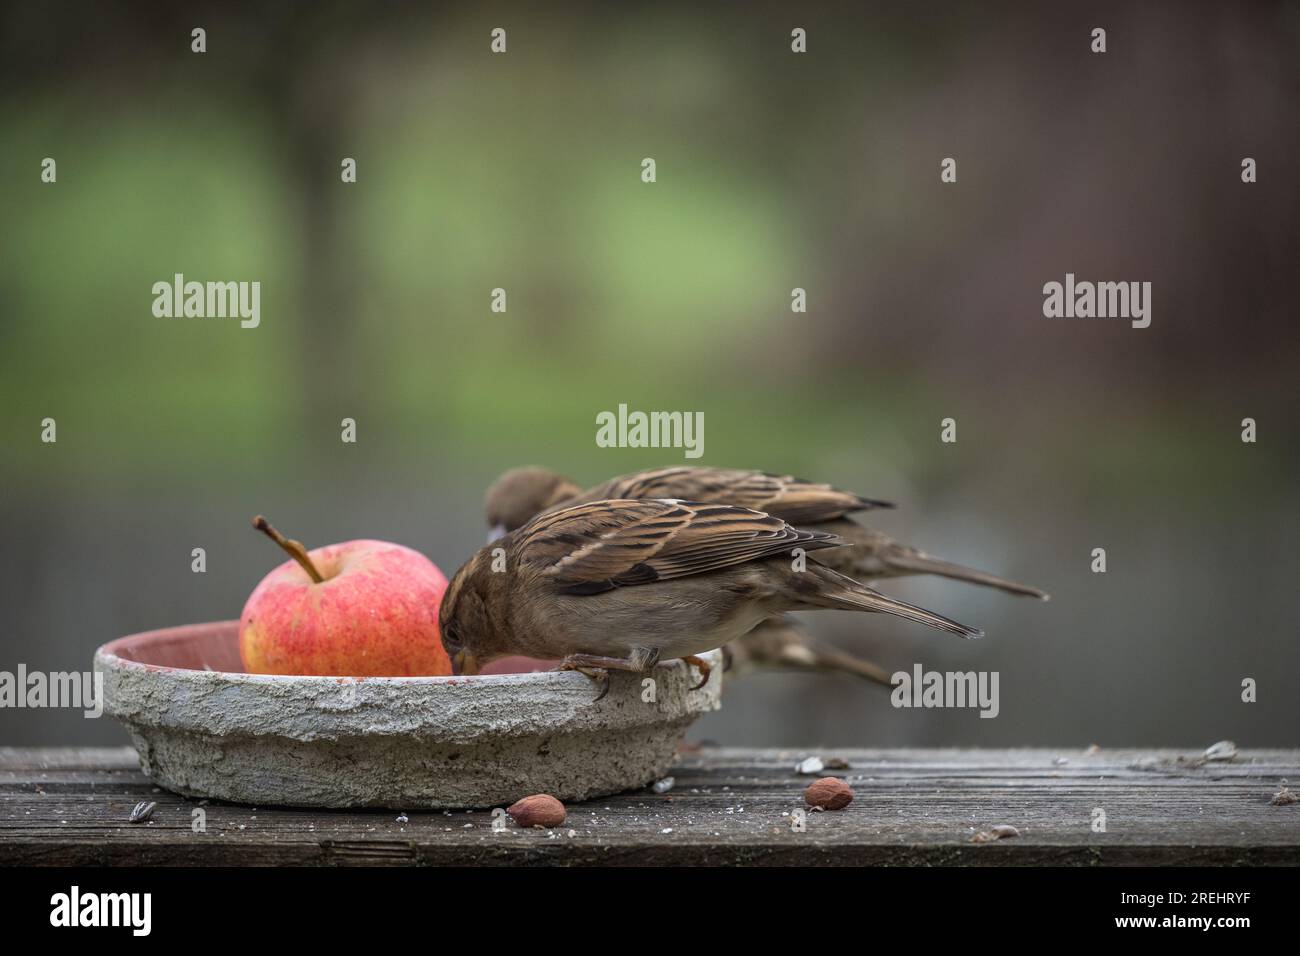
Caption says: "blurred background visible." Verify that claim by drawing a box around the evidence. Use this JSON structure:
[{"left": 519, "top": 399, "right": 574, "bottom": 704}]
[{"left": 2, "top": 1, "right": 1297, "bottom": 749}]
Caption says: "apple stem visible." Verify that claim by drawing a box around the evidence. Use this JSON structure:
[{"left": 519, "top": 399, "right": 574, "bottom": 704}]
[{"left": 252, "top": 515, "right": 325, "bottom": 583}]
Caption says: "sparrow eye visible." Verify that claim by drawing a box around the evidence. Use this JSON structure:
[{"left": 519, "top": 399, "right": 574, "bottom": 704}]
[{"left": 443, "top": 622, "right": 462, "bottom": 650}]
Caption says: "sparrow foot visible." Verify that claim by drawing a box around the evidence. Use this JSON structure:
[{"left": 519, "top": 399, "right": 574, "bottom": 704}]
[
  {"left": 585, "top": 668, "right": 611, "bottom": 702},
  {"left": 554, "top": 659, "right": 612, "bottom": 701},
  {"left": 678, "top": 655, "right": 712, "bottom": 691},
  {"left": 553, "top": 649, "right": 661, "bottom": 702}
]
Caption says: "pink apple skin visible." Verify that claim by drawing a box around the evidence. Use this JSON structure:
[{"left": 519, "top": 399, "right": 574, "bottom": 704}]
[{"left": 239, "top": 540, "right": 451, "bottom": 677}]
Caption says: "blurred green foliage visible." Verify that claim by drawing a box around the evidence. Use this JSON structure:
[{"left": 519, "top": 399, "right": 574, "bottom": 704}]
[{"left": 1, "top": 2, "right": 1294, "bottom": 508}]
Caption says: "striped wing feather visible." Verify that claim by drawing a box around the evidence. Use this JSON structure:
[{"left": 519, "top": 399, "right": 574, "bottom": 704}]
[
  {"left": 516, "top": 498, "right": 841, "bottom": 594},
  {"left": 583, "top": 467, "right": 889, "bottom": 524}
]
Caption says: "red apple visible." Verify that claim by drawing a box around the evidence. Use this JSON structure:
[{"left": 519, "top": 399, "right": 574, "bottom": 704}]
[{"left": 239, "top": 516, "right": 451, "bottom": 677}]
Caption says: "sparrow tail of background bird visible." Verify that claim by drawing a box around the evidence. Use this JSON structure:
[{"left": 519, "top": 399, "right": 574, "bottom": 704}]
[
  {"left": 875, "top": 550, "right": 1050, "bottom": 600},
  {"left": 805, "top": 565, "right": 983, "bottom": 638},
  {"left": 737, "top": 617, "right": 895, "bottom": 687},
  {"left": 854, "top": 495, "right": 896, "bottom": 511},
  {"left": 805, "top": 640, "right": 895, "bottom": 687}
]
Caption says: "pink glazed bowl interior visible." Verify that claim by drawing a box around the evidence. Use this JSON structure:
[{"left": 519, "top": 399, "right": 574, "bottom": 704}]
[{"left": 98, "top": 620, "right": 556, "bottom": 676}]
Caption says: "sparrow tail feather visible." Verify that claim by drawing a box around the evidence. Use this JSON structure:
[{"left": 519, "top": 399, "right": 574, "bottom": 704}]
[
  {"left": 805, "top": 565, "right": 983, "bottom": 639},
  {"left": 876, "top": 551, "right": 1049, "bottom": 600},
  {"left": 856, "top": 496, "right": 896, "bottom": 511},
  {"left": 805, "top": 642, "right": 894, "bottom": 687}
]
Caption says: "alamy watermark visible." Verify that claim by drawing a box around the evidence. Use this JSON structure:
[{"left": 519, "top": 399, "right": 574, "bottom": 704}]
[
  {"left": 50, "top": 886, "right": 151, "bottom": 936},
  {"left": 891, "top": 664, "right": 999, "bottom": 718},
  {"left": 595, "top": 403, "right": 704, "bottom": 459},
  {"left": 0, "top": 665, "right": 103, "bottom": 717},
  {"left": 1042, "top": 273, "right": 1151, "bottom": 328},
  {"left": 152, "top": 273, "right": 260, "bottom": 328}
]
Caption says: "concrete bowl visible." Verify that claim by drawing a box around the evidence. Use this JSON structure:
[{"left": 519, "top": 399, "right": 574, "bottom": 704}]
[{"left": 94, "top": 621, "right": 722, "bottom": 809}]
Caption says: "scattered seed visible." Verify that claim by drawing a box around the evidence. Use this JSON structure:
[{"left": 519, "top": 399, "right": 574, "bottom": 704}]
[
  {"left": 971, "top": 824, "right": 1020, "bottom": 843},
  {"left": 128, "top": 801, "right": 157, "bottom": 824},
  {"left": 1203, "top": 740, "right": 1238, "bottom": 762},
  {"left": 652, "top": 776, "right": 675, "bottom": 794},
  {"left": 796, "top": 756, "right": 825, "bottom": 775},
  {"left": 804, "top": 777, "right": 854, "bottom": 810},
  {"left": 508, "top": 794, "right": 567, "bottom": 828}
]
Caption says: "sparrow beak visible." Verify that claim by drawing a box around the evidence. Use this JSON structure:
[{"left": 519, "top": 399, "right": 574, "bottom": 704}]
[
  {"left": 451, "top": 649, "right": 481, "bottom": 676},
  {"left": 487, "top": 524, "right": 506, "bottom": 544}
]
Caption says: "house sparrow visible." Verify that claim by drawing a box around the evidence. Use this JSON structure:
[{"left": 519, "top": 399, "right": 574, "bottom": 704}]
[
  {"left": 723, "top": 616, "right": 893, "bottom": 687},
  {"left": 484, "top": 466, "right": 583, "bottom": 542},
  {"left": 441, "top": 498, "right": 981, "bottom": 695},
  {"left": 483, "top": 466, "right": 1048, "bottom": 599}
]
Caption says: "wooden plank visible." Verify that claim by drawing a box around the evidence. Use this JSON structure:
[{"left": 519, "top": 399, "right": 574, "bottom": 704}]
[
  {"left": 0, "top": 747, "right": 1296, "bottom": 866},
  {"left": 0, "top": 746, "right": 140, "bottom": 772}
]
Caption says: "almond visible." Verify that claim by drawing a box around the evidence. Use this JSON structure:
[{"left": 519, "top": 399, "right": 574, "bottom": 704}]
[
  {"left": 507, "top": 794, "right": 567, "bottom": 828},
  {"left": 804, "top": 776, "right": 853, "bottom": 811}
]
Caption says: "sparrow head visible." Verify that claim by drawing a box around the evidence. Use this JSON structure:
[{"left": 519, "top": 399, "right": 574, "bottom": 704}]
[
  {"left": 439, "top": 549, "right": 512, "bottom": 675},
  {"left": 484, "top": 466, "right": 582, "bottom": 539}
]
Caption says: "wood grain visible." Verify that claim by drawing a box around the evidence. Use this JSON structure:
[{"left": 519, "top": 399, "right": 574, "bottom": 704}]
[{"left": 1, "top": 746, "right": 1296, "bottom": 866}]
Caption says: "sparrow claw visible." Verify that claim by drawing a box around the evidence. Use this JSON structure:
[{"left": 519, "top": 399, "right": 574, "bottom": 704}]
[
  {"left": 589, "top": 668, "right": 611, "bottom": 701},
  {"left": 679, "top": 655, "right": 712, "bottom": 691},
  {"left": 555, "top": 659, "right": 612, "bottom": 701}
]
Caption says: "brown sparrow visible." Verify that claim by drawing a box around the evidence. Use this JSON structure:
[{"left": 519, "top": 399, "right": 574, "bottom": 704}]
[
  {"left": 441, "top": 498, "right": 981, "bottom": 694},
  {"left": 484, "top": 466, "right": 583, "bottom": 541},
  {"left": 483, "top": 465, "right": 1048, "bottom": 599},
  {"left": 723, "top": 616, "right": 893, "bottom": 686}
]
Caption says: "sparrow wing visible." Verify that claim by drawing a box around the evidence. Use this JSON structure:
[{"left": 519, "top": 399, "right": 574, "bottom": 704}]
[
  {"left": 585, "top": 467, "right": 891, "bottom": 523},
  {"left": 516, "top": 498, "right": 842, "bottom": 594}
]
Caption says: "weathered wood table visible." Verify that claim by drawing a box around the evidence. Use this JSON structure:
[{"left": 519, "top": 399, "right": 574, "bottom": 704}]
[{"left": 2, "top": 746, "right": 1296, "bottom": 865}]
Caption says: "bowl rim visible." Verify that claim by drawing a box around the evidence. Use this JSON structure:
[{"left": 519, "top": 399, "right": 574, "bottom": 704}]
[
  {"left": 94, "top": 619, "right": 722, "bottom": 689},
  {"left": 94, "top": 621, "right": 723, "bottom": 745}
]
